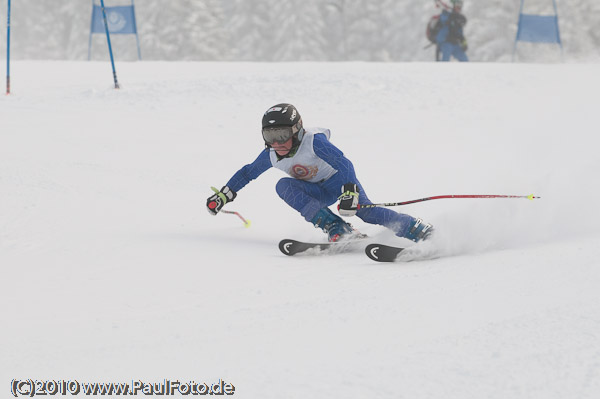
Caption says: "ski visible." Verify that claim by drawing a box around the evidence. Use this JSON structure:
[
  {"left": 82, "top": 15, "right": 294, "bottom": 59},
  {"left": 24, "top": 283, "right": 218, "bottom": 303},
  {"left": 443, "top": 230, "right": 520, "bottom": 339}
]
[
  {"left": 279, "top": 238, "right": 366, "bottom": 256},
  {"left": 279, "top": 239, "right": 333, "bottom": 256},
  {"left": 365, "top": 243, "right": 405, "bottom": 262}
]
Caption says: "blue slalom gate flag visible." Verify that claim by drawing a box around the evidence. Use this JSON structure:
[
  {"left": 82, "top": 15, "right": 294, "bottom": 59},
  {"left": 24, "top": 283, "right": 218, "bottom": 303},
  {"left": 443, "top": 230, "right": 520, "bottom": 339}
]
[
  {"left": 516, "top": 14, "right": 561, "bottom": 44},
  {"left": 88, "top": 0, "right": 141, "bottom": 61},
  {"left": 90, "top": 4, "right": 137, "bottom": 34},
  {"left": 512, "top": 0, "right": 562, "bottom": 61}
]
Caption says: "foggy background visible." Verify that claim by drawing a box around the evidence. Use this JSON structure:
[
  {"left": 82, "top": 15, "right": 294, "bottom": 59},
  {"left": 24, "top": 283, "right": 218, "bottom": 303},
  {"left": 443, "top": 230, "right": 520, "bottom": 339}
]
[{"left": 1, "top": 0, "right": 599, "bottom": 63}]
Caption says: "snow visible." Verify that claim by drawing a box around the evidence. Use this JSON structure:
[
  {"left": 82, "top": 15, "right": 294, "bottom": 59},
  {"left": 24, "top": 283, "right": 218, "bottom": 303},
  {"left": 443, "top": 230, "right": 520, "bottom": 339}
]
[{"left": 2, "top": 61, "right": 600, "bottom": 398}]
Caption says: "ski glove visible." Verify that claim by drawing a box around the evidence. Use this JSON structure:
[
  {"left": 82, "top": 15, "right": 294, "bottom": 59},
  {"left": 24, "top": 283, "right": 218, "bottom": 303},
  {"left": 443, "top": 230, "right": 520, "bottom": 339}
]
[
  {"left": 206, "top": 186, "right": 237, "bottom": 215},
  {"left": 337, "top": 183, "right": 360, "bottom": 217}
]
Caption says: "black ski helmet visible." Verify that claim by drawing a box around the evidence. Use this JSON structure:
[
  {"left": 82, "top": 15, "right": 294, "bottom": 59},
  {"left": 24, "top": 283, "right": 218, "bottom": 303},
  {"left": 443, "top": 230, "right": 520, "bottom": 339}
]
[
  {"left": 262, "top": 103, "right": 302, "bottom": 130},
  {"left": 261, "top": 104, "right": 304, "bottom": 149}
]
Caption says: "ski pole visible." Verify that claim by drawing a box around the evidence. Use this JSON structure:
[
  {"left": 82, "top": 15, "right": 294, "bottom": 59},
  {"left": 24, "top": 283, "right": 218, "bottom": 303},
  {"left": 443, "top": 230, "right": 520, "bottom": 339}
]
[
  {"left": 221, "top": 209, "right": 251, "bottom": 228},
  {"left": 359, "top": 194, "right": 540, "bottom": 209},
  {"left": 435, "top": 0, "right": 452, "bottom": 11}
]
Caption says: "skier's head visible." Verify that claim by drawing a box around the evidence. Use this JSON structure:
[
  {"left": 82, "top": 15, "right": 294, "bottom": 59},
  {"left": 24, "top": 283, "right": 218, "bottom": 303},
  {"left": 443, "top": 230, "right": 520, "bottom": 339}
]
[
  {"left": 451, "top": 0, "right": 463, "bottom": 11},
  {"left": 262, "top": 103, "right": 304, "bottom": 156}
]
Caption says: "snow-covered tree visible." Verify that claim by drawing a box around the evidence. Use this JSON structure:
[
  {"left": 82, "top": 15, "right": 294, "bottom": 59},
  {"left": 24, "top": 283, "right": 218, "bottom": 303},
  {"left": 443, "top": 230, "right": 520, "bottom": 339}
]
[{"left": 1, "top": 0, "right": 598, "bottom": 62}]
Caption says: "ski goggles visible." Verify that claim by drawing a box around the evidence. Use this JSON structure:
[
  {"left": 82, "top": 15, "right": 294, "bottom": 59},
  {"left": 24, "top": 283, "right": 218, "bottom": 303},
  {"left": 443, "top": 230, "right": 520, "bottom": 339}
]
[{"left": 262, "top": 120, "right": 302, "bottom": 145}]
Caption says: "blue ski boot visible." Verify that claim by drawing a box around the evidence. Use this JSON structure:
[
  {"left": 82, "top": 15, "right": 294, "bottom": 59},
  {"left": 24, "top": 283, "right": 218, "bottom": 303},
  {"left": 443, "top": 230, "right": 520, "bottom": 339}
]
[
  {"left": 311, "top": 208, "right": 354, "bottom": 242},
  {"left": 404, "top": 218, "right": 434, "bottom": 242}
]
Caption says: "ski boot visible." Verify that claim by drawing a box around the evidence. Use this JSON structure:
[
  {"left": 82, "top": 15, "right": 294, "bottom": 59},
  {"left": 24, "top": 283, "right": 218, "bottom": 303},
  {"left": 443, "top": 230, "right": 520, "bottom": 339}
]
[
  {"left": 405, "top": 218, "right": 434, "bottom": 242},
  {"left": 311, "top": 208, "right": 354, "bottom": 242}
]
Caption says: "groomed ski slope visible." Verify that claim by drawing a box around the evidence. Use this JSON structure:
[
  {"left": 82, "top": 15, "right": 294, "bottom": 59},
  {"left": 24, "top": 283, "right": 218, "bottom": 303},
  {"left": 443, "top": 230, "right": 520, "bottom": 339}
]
[{"left": 2, "top": 61, "right": 599, "bottom": 398}]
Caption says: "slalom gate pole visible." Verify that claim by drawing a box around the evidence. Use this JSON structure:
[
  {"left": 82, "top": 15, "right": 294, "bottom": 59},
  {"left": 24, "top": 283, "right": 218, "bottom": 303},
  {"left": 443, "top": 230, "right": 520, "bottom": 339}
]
[
  {"left": 221, "top": 210, "right": 251, "bottom": 228},
  {"left": 6, "top": 0, "right": 11, "bottom": 94},
  {"left": 99, "top": 0, "right": 120, "bottom": 89},
  {"left": 359, "top": 194, "right": 540, "bottom": 209}
]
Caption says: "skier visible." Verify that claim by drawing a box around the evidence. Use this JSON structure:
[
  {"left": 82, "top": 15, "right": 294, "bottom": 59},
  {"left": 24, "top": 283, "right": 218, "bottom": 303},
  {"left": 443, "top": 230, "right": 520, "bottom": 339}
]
[
  {"left": 435, "top": 0, "right": 469, "bottom": 62},
  {"left": 206, "top": 103, "right": 433, "bottom": 243}
]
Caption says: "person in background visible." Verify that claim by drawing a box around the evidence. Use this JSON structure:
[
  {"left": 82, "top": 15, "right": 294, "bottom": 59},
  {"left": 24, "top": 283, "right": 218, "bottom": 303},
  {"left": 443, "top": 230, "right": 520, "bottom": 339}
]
[{"left": 435, "top": 0, "right": 469, "bottom": 62}]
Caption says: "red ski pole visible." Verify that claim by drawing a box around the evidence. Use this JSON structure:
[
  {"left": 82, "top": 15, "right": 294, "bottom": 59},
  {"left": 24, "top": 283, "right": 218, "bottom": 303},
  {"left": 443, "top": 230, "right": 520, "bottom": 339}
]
[
  {"left": 359, "top": 194, "right": 540, "bottom": 209},
  {"left": 221, "top": 209, "right": 251, "bottom": 228}
]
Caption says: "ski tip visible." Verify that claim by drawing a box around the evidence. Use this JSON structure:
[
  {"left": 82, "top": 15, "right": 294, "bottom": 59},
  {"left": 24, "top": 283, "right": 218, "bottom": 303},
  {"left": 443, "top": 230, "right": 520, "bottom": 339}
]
[
  {"left": 278, "top": 239, "right": 296, "bottom": 256},
  {"left": 244, "top": 220, "right": 251, "bottom": 228},
  {"left": 365, "top": 243, "right": 405, "bottom": 262}
]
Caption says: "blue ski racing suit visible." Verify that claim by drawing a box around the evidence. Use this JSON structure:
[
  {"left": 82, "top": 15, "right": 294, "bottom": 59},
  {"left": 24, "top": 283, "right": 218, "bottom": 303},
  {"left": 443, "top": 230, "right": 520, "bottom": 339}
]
[{"left": 224, "top": 127, "right": 425, "bottom": 240}]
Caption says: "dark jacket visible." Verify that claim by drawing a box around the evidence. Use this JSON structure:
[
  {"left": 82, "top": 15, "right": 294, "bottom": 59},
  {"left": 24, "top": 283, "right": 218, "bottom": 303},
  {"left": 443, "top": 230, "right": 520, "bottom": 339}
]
[{"left": 435, "top": 10, "right": 467, "bottom": 45}]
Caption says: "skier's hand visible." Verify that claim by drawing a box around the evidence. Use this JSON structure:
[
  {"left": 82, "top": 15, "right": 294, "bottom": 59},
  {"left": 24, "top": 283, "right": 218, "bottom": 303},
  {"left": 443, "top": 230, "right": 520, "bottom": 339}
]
[
  {"left": 206, "top": 186, "right": 237, "bottom": 215},
  {"left": 460, "top": 39, "right": 468, "bottom": 51},
  {"left": 337, "top": 183, "right": 360, "bottom": 217}
]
